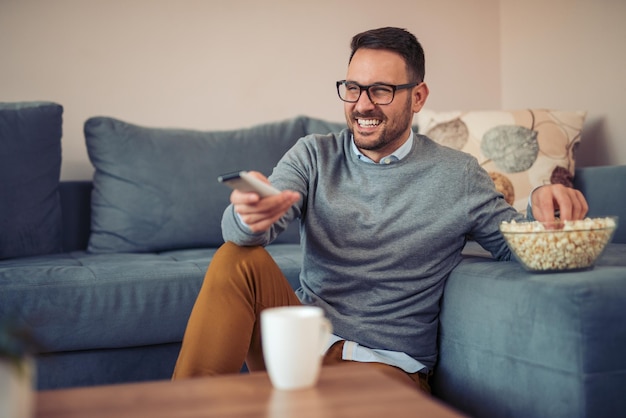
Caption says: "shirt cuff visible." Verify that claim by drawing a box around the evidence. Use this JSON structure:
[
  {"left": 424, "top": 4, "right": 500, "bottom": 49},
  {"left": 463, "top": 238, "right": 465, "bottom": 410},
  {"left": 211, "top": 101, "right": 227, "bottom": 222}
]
[
  {"left": 235, "top": 211, "right": 253, "bottom": 232},
  {"left": 526, "top": 185, "right": 544, "bottom": 220}
]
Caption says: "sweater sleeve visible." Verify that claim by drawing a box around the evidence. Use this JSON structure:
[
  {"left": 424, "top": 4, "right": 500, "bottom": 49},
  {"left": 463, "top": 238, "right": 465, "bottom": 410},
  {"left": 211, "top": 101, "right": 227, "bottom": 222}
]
[
  {"left": 463, "top": 157, "right": 526, "bottom": 260},
  {"left": 220, "top": 137, "right": 314, "bottom": 246}
]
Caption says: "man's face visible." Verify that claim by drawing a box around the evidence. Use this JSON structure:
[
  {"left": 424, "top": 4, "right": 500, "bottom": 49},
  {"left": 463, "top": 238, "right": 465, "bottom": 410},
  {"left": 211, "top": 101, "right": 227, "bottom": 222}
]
[{"left": 344, "top": 48, "right": 427, "bottom": 162}]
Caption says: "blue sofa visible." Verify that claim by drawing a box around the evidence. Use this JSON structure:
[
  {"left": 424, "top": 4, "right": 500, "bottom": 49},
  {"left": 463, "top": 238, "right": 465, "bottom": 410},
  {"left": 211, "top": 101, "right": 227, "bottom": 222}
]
[{"left": 1, "top": 102, "right": 625, "bottom": 418}]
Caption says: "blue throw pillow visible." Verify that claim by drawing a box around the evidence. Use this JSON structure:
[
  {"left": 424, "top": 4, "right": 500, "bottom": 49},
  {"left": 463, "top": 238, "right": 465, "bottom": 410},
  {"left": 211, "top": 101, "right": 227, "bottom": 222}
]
[
  {"left": 0, "top": 102, "right": 63, "bottom": 259},
  {"left": 84, "top": 116, "right": 309, "bottom": 253}
]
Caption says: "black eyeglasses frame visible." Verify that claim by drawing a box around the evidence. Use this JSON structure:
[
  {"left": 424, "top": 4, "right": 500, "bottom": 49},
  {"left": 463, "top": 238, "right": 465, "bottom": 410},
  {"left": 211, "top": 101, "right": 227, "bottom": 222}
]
[{"left": 336, "top": 80, "right": 419, "bottom": 105}]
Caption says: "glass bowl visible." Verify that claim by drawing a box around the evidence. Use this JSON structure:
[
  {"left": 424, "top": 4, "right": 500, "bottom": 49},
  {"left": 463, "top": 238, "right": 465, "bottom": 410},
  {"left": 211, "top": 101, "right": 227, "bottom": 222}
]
[{"left": 499, "top": 217, "right": 618, "bottom": 272}]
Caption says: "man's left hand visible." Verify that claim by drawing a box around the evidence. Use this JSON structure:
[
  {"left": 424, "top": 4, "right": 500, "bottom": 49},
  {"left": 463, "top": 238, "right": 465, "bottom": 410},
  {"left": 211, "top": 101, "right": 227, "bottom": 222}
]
[{"left": 530, "top": 184, "right": 588, "bottom": 222}]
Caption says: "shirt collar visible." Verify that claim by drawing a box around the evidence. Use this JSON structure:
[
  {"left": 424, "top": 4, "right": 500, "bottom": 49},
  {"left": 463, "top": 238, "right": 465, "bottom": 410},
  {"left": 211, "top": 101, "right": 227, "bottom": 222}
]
[{"left": 351, "top": 130, "right": 414, "bottom": 164}]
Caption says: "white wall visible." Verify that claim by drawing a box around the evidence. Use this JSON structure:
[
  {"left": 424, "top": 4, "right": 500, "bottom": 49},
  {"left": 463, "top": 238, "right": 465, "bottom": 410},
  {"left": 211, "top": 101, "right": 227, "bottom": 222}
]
[
  {"left": 500, "top": 0, "right": 626, "bottom": 167},
  {"left": 3, "top": 0, "right": 624, "bottom": 180},
  {"left": 1, "top": 0, "right": 500, "bottom": 180}
]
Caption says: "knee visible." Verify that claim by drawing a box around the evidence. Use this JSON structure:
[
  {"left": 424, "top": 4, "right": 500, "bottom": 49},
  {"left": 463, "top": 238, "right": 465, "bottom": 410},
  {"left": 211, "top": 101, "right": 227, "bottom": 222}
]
[
  {"left": 208, "top": 242, "right": 274, "bottom": 279},
  {"left": 202, "top": 242, "right": 274, "bottom": 295},
  {"left": 215, "top": 242, "right": 271, "bottom": 265}
]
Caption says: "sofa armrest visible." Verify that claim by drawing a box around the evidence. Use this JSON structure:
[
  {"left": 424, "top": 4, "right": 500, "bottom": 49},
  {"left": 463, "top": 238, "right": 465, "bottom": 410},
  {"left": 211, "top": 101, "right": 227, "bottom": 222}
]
[
  {"left": 436, "top": 245, "right": 626, "bottom": 418},
  {"left": 574, "top": 165, "right": 626, "bottom": 243},
  {"left": 59, "top": 181, "right": 92, "bottom": 252}
]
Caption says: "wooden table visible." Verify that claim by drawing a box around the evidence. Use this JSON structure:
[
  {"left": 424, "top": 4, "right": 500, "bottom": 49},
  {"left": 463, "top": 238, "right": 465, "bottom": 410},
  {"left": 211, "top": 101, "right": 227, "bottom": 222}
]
[{"left": 36, "top": 364, "right": 466, "bottom": 417}]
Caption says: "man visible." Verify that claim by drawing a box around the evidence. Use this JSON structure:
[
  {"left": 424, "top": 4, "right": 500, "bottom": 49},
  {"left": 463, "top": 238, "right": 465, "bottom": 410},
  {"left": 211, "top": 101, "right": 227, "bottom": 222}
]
[{"left": 172, "top": 27, "right": 588, "bottom": 392}]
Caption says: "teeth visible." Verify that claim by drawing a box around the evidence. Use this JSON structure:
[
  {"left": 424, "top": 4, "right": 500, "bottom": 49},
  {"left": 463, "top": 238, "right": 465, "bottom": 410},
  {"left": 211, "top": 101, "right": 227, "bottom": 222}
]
[{"left": 357, "top": 119, "right": 381, "bottom": 127}]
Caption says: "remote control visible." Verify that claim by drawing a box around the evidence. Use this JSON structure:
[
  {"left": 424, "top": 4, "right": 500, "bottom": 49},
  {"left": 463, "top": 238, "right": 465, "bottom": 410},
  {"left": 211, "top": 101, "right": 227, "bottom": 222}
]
[{"left": 218, "top": 171, "right": 280, "bottom": 198}]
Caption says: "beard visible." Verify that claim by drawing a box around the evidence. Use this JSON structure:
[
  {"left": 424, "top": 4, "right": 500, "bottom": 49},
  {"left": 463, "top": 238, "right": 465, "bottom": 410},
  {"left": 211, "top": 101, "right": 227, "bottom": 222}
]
[{"left": 348, "top": 94, "right": 414, "bottom": 152}]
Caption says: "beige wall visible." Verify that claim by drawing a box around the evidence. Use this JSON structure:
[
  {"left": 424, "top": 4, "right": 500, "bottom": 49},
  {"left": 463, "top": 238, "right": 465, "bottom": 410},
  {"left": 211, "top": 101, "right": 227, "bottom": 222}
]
[
  {"left": 2, "top": 0, "right": 624, "bottom": 180},
  {"left": 1, "top": 0, "right": 500, "bottom": 179},
  {"left": 500, "top": 0, "right": 626, "bottom": 167}
]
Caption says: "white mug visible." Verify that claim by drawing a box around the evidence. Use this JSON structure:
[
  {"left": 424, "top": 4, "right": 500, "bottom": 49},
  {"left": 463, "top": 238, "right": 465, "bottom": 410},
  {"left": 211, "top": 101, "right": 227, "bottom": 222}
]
[{"left": 261, "top": 306, "right": 332, "bottom": 390}]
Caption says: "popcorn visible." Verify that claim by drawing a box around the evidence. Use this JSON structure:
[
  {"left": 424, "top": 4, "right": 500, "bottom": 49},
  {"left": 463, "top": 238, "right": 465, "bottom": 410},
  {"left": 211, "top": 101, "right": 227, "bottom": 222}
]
[{"left": 499, "top": 217, "right": 617, "bottom": 271}]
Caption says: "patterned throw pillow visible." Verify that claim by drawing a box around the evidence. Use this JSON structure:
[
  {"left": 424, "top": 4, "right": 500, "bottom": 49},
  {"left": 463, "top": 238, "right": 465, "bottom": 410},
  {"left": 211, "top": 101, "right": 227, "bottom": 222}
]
[{"left": 416, "top": 109, "right": 586, "bottom": 212}]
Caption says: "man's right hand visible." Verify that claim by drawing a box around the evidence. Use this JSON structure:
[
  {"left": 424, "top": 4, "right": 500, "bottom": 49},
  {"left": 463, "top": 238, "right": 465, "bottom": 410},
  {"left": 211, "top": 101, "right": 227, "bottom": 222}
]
[{"left": 231, "top": 171, "right": 300, "bottom": 233}]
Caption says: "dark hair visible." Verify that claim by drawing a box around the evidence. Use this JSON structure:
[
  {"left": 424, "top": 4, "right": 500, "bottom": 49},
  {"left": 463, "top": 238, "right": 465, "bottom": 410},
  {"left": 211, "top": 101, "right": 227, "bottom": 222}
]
[{"left": 349, "top": 27, "right": 425, "bottom": 83}]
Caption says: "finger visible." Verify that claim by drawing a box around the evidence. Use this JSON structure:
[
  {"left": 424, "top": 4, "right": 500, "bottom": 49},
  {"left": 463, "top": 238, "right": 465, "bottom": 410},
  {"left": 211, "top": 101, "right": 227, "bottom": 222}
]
[
  {"left": 240, "top": 192, "right": 297, "bottom": 220},
  {"left": 236, "top": 191, "right": 297, "bottom": 214},
  {"left": 246, "top": 171, "right": 268, "bottom": 182},
  {"left": 239, "top": 204, "right": 282, "bottom": 224},
  {"left": 531, "top": 186, "right": 556, "bottom": 222},
  {"left": 555, "top": 190, "right": 571, "bottom": 221},
  {"left": 241, "top": 203, "right": 292, "bottom": 232},
  {"left": 551, "top": 186, "right": 589, "bottom": 221},
  {"left": 230, "top": 189, "right": 261, "bottom": 205},
  {"left": 245, "top": 210, "right": 288, "bottom": 233},
  {"left": 236, "top": 191, "right": 300, "bottom": 232},
  {"left": 575, "top": 190, "right": 589, "bottom": 220},
  {"left": 566, "top": 189, "right": 588, "bottom": 220}
]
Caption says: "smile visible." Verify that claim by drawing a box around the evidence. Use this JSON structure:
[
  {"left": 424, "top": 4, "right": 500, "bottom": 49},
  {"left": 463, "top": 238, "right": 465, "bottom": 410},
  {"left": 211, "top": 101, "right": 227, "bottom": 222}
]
[{"left": 357, "top": 118, "right": 381, "bottom": 127}]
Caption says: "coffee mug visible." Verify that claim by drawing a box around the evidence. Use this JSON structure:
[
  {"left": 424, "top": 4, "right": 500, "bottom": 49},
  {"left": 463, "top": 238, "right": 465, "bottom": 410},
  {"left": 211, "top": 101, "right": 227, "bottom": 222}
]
[{"left": 261, "top": 306, "right": 332, "bottom": 390}]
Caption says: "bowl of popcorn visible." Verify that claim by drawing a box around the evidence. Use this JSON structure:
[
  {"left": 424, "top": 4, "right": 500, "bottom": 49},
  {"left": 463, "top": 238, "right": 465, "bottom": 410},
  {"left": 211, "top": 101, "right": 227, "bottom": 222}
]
[{"left": 499, "top": 217, "right": 618, "bottom": 272}]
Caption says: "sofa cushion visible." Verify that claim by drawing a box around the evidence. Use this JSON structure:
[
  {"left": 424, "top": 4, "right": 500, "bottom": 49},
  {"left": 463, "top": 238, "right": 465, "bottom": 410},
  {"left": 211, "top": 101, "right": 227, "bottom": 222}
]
[
  {"left": 0, "top": 101, "right": 63, "bottom": 260},
  {"left": 416, "top": 109, "right": 586, "bottom": 212},
  {"left": 85, "top": 116, "right": 312, "bottom": 253},
  {"left": 0, "top": 244, "right": 302, "bottom": 354}
]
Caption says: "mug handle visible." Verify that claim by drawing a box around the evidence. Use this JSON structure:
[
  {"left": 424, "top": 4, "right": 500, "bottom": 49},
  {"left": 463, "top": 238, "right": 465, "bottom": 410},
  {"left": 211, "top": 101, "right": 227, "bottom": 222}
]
[{"left": 319, "top": 318, "right": 333, "bottom": 355}]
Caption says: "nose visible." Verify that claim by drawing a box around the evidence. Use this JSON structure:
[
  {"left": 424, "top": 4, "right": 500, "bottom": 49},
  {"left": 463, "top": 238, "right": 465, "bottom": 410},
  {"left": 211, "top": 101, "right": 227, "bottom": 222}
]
[{"left": 354, "top": 89, "right": 376, "bottom": 112}]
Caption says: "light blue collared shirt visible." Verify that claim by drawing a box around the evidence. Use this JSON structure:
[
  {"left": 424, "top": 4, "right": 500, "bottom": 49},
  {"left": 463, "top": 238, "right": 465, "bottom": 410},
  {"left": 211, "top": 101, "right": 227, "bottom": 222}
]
[{"left": 351, "top": 131, "right": 414, "bottom": 165}]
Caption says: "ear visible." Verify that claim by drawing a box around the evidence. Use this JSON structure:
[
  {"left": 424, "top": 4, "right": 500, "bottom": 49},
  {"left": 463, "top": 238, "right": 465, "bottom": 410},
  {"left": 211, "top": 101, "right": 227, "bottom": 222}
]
[{"left": 412, "top": 82, "right": 429, "bottom": 113}]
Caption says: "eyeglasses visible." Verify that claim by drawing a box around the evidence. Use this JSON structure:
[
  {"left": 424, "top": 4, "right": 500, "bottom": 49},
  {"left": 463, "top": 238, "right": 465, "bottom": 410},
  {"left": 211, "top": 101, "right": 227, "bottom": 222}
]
[{"left": 336, "top": 80, "right": 419, "bottom": 105}]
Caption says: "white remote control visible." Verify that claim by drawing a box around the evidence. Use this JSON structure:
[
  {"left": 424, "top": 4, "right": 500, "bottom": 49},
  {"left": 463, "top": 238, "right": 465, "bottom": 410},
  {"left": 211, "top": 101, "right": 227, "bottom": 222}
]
[{"left": 218, "top": 171, "right": 280, "bottom": 198}]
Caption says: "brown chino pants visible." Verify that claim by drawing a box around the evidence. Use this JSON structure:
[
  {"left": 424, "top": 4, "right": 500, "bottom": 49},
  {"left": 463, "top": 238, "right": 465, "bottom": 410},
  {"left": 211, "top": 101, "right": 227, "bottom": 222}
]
[{"left": 172, "top": 242, "right": 430, "bottom": 394}]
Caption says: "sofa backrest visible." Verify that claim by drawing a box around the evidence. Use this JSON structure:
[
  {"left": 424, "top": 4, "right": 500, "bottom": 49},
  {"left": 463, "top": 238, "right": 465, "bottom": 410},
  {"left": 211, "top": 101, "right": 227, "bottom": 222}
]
[
  {"left": 59, "top": 181, "right": 93, "bottom": 252},
  {"left": 574, "top": 165, "right": 626, "bottom": 243},
  {"left": 60, "top": 165, "right": 626, "bottom": 253}
]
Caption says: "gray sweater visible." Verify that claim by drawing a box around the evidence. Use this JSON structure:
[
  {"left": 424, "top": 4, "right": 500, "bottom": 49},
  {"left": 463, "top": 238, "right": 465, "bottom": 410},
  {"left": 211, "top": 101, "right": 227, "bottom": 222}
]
[{"left": 222, "top": 129, "right": 524, "bottom": 369}]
